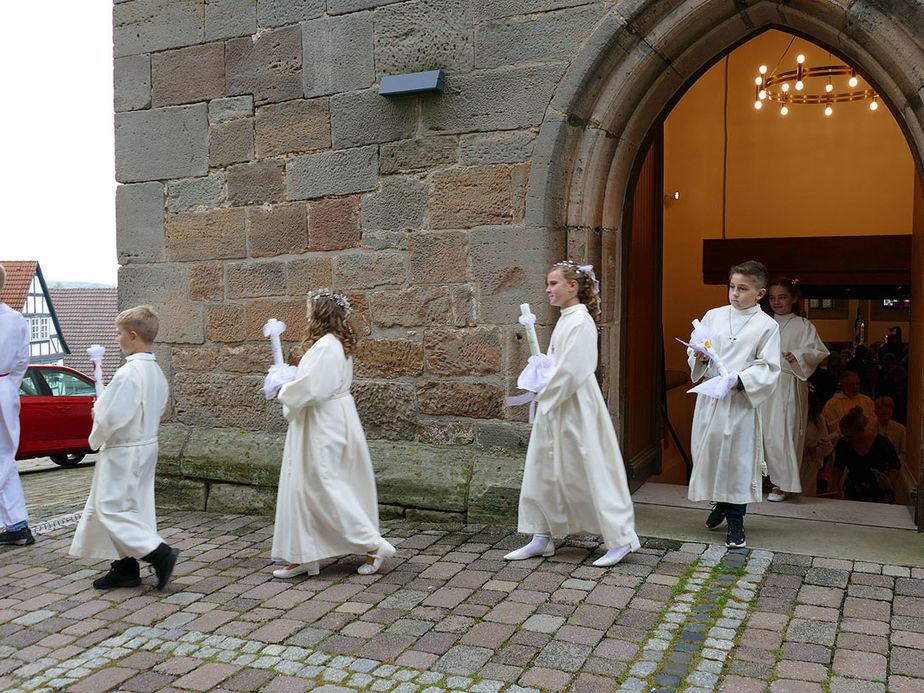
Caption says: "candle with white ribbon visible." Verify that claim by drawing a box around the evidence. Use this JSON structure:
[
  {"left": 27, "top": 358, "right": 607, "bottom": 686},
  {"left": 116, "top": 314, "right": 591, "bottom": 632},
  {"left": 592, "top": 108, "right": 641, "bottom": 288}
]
[
  {"left": 262, "top": 318, "right": 286, "bottom": 367},
  {"left": 261, "top": 318, "right": 297, "bottom": 399},
  {"left": 86, "top": 345, "right": 106, "bottom": 398},
  {"left": 519, "top": 303, "right": 540, "bottom": 357}
]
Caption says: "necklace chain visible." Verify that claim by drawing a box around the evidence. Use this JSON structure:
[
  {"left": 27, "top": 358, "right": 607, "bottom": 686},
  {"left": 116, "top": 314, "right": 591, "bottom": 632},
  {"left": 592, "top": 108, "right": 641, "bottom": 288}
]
[{"left": 728, "top": 306, "right": 759, "bottom": 342}]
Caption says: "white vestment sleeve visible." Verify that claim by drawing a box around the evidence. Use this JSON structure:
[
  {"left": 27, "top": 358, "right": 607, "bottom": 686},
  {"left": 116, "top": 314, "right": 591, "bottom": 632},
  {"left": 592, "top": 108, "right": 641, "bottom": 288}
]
[
  {"left": 535, "top": 318, "right": 596, "bottom": 415},
  {"left": 278, "top": 337, "right": 343, "bottom": 420},
  {"left": 738, "top": 322, "right": 781, "bottom": 409},
  {"left": 786, "top": 320, "right": 829, "bottom": 381},
  {"left": 10, "top": 320, "right": 29, "bottom": 384},
  {"left": 88, "top": 369, "right": 143, "bottom": 450}
]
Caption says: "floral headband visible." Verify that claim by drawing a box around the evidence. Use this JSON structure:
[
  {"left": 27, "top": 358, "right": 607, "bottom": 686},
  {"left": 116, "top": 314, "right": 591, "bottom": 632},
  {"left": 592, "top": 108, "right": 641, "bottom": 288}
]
[
  {"left": 554, "top": 261, "right": 601, "bottom": 300},
  {"left": 308, "top": 287, "right": 352, "bottom": 316}
]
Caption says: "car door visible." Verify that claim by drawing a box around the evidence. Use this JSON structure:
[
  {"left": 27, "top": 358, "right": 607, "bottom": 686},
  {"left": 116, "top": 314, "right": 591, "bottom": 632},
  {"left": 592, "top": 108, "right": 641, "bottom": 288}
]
[
  {"left": 15, "top": 368, "right": 49, "bottom": 458},
  {"left": 29, "top": 367, "right": 96, "bottom": 453}
]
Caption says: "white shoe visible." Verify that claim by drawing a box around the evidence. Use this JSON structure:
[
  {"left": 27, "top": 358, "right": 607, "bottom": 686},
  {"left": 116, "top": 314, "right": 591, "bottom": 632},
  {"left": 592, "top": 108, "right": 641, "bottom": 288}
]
[
  {"left": 273, "top": 561, "right": 320, "bottom": 579},
  {"left": 504, "top": 536, "right": 555, "bottom": 560},
  {"left": 592, "top": 543, "right": 632, "bottom": 567},
  {"left": 357, "top": 539, "right": 396, "bottom": 575},
  {"left": 767, "top": 488, "right": 786, "bottom": 502}
]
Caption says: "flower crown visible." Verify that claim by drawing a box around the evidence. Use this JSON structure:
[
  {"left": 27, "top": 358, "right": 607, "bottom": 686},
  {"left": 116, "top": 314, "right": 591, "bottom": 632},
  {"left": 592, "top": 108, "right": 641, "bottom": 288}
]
[
  {"left": 308, "top": 287, "right": 352, "bottom": 316},
  {"left": 553, "top": 261, "right": 600, "bottom": 299}
]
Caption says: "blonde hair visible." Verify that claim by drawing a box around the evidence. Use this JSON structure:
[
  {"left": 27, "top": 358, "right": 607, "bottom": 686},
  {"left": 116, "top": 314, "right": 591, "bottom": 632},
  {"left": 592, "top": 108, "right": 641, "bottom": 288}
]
[
  {"left": 116, "top": 305, "right": 160, "bottom": 343},
  {"left": 300, "top": 291, "right": 356, "bottom": 358},
  {"left": 0, "top": 264, "right": 6, "bottom": 293},
  {"left": 548, "top": 262, "right": 601, "bottom": 323}
]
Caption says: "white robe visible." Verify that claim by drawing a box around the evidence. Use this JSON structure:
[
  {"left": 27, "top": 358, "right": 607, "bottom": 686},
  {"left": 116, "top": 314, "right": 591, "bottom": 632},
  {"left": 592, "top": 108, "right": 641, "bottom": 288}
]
[
  {"left": 0, "top": 303, "right": 30, "bottom": 527},
  {"left": 761, "top": 314, "right": 829, "bottom": 493},
  {"left": 272, "top": 333, "right": 381, "bottom": 564},
  {"left": 688, "top": 305, "right": 781, "bottom": 505},
  {"left": 517, "top": 303, "right": 639, "bottom": 550},
  {"left": 70, "top": 353, "right": 169, "bottom": 560}
]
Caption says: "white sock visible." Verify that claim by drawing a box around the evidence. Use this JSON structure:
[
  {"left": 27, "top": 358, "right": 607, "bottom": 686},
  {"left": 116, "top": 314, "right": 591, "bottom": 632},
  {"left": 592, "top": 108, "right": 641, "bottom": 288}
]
[{"left": 522, "top": 534, "right": 550, "bottom": 554}]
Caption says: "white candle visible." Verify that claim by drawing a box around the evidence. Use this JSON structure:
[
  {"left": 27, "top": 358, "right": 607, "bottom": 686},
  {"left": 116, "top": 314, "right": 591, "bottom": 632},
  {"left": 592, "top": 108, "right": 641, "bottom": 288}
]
[
  {"left": 519, "top": 303, "right": 540, "bottom": 357},
  {"left": 262, "top": 319, "right": 287, "bottom": 367},
  {"left": 86, "top": 344, "right": 106, "bottom": 398}
]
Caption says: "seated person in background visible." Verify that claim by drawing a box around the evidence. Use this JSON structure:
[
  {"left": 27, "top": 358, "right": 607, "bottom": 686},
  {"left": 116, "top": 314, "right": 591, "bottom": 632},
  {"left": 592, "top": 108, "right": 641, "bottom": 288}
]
[
  {"left": 874, "top": 396, "right": 906, "bottom": 467},
  {"left": 823, "top": 371, "right": 876, "bottom": 435},
  {"left": 835, "top": 407, "right": 900, "bottom": 503}
]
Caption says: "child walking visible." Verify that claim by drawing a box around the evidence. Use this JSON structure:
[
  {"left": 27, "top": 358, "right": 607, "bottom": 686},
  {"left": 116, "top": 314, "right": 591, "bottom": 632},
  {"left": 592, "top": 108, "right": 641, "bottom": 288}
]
[
  {"left": 688, "top": 261, "right": 781, "bottom": 548},
  {"left": 761, "top": 278, "right": 829, "bottom": 501},
  {"left": 506, "top": 261, "right": 639, "bottom": 567},
  {"left": 70, "top": 306, "right": 178, "bottom": 590},
  {"left": 270, "top": 288, "right": 394, "bottom": 578}
]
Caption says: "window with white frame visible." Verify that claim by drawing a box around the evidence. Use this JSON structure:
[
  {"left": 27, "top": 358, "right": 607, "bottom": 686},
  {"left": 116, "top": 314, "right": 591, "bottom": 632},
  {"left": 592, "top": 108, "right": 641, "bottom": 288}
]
[{"left": 30, "top": 317, "right": 50, "bottom": 342}]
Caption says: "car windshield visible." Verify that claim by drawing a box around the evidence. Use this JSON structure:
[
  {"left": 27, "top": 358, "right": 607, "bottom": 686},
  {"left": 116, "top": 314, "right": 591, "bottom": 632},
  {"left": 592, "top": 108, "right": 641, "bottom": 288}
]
[{"left": 40, "top": 370, "right": 96, "bottom": 397}]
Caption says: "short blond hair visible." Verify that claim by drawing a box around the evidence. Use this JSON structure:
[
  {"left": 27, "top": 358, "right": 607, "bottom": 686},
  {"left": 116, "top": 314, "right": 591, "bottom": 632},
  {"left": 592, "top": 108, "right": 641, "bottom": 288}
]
[
  {"left": 116, "top": 305, "right": 160, "bottom": 343},
  {"left": 0, "top": 264, "right": 6, "bottom": 293}
]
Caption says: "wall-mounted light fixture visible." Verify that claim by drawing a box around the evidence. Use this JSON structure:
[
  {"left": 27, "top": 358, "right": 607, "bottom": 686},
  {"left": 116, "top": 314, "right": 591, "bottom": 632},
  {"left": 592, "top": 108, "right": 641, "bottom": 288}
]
[{"left": 379, "top": 70, "right": 445, "bottom": 97}]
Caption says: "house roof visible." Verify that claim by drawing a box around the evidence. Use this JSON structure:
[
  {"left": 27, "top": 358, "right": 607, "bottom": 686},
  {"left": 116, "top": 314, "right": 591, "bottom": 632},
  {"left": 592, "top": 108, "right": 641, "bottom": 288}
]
[
  {"left": 0, "top": 260, "right": 38, "bottom": 312},
  {"left": 49, "top": 288, "right": 120, "bottom": 379}
]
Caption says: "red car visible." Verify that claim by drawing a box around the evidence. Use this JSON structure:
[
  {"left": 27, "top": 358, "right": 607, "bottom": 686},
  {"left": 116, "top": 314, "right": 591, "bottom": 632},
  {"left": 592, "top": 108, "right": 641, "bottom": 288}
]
[{"left": 16, "top": 365, "right": 96, "bottom": 466}]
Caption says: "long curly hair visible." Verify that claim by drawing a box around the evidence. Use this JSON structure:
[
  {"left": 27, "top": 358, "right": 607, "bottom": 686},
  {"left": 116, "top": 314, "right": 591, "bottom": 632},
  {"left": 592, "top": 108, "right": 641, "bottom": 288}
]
[
  {"left": 548, "top": 261, "right": 601, "bottom": 323},
  {"left": 300, "top": 292, "right": 356, "bottom": 358}
]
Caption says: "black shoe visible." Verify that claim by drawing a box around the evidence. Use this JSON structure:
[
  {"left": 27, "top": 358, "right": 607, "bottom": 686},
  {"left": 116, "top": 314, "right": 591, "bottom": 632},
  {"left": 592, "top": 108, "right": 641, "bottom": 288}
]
[
  {"left": 0, "top": 527, "right": 35, "bottom": 546},
  {"left": 726, "top": 521, "right": 746, "bottom": 548},
  {"left": 143, "top": 543, "right": 180, "bottom": 591},
  {"left": 705, "top": 505, "right": 726, "bottom": 530},
  {"left": 93, "top": 557, "right": 141, "bottom": 589}
]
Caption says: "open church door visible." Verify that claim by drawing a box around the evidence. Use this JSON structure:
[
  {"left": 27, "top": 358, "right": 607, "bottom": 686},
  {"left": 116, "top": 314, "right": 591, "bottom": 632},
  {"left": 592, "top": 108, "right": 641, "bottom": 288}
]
[{"left": 622, "top": 129, "right": 664, "bottom": 490}]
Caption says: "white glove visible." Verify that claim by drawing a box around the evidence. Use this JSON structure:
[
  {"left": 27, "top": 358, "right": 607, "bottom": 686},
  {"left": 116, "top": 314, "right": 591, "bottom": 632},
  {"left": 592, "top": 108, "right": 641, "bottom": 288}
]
[
  {"left": 263, "top": 363, "right": 298, "bottom": 400},
  {"left": 687, "top": 371, "right": 739, "bottom": 399}
]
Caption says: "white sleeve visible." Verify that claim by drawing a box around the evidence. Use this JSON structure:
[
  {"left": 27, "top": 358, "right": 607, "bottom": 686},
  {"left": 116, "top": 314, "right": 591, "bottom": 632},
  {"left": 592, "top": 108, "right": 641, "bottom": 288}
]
[
  {"left": 278, "top": 337, "right": 344, "bottom": 414},
  {"left": 88, "top": 366, "right": 142, "bottom": 449}
]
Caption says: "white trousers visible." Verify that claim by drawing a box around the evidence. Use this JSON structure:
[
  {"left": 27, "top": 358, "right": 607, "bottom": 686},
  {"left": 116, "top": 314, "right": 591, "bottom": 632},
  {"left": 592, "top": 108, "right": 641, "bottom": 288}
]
[{"left": 0, "top": 383, "right": 28, "bottom": 527}]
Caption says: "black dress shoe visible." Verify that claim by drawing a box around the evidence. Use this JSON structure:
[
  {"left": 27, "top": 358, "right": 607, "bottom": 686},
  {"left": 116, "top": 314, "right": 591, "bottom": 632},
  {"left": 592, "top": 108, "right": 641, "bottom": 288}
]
[
  {"left": 0, "top": 527, "right": 35, "bottom": 546},
  {"left": 143, "top": 543, "right": 180, "bottom": 591},
  {"left": 93, "top": 557, "right": 141, "bottom": 589}
]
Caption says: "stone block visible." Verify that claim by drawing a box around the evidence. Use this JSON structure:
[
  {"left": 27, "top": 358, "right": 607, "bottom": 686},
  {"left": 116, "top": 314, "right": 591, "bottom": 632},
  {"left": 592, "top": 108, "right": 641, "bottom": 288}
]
[
  {"left": 172, "top": 346, "right": 220, "bottom": 371},
  {"left": 223, "top": 344, "right": 272, "bottom": 373},
  {"left": 255, "top": 98, "right": 331, "bottom": 157},
  {"left": 467, "top": 453, "right": 523, "bottom": 524},
  {"left": 167, "top": 174, "right": 226, "bottom": 215},
  {"left": 210, "top": 119, "right": 255, "bottom": 167},
  {"left": 288, "top": 146, "right": 379, "bottom": 199},
  {"left": 166, "top": 208, "right": 247, "bottom": 260},
  {"left": 244, "top": 299, "right": 309, "bottom": 340},
  {"left": 460, "top": 130, "right": 537, "bottom": 165},
  {"left": 473, "top": 0, "right": 591, "bottom": 20},
  {"left": 410, "top": 231, "right": 467, "bottom": 284},
  {"left": 369, "top": 286, "right": 454, "bottom": 327},
  {"left": 209, "top": 95, "right": 255, "bottom": 122},
  {"left": 227, "top": 160, "right": 286, "bottom": 205},
  {"left": 116, "top": 104, "right": 209, "bottom": 183},
  {"left": 345, "top": 292, "right": 372, "bottom": 337},
  {"left": 474, "top": 420, "right": 531, "bottom": 452},
  {"left": 208, "top": 483, "right": 278, "bottom": 515},
  {"left": 429, "top": 165, "right": 514, "bottom": 229},
  {"left": 475, "top": 4, "right": 607, "bottom": 68},
  {"left": 332, "top": 251, "right": 407, "bottom": 289},
  {"left": 114, "top": 54, "right": 151, "bottom": 112},
  {"left": 205, "top": 0, "right": 257, "bottom": 40},
  {"left": 285, "top": 255, "right": 333, "bottom": 296},
  {"left": 181, "top": 426, "right": 284, "bottom": 482},
  {"left": 226, "top": 25, "right": 303, "bottom": 106},
  {"left": 116, "top": 182, "right": 166, "bottom": 264},
  {"left": 149, "top": 301, "right": 206, "bottom": 345},
  {"left": 113, "top": 0, "right": 203, "bottom": 58},
  {"left": 226, "top": 260, "right": 287, "bottom": 298},
  {"left": 381, "top": 137, "right": 459, "bottom": 174},
  {"left": 354, "top": 339, "right": 424, "bottom": 378},
  {"left": 248, "top": 203, "right": 309, "bottom": 257},
  {"left": 368, "top": 440, "right": 475, "bottom": 511},
  {"left": 119, "top": 262, "right": 189, "bottom": 304},
  {"left": 173, "top": 372, "right": 271, "bottom": 430},
  {"left": 362, "top": 176, "right": 428, "bottom": 231},
  {"left": 308, "top": 196, "right": 362, "bottom": 250},
  {"left": 450, "top": 285, "right": 476, "bottom": 326},
  {"left": 328, "top": 0, "right": 402, "bottom": 14},
  {"left": 420, "top": 63, "right": 567, "bottom": 134},
  {"left": 258, "top": 0, "right": 324, "bottom": 26},
  {"left": 152, "top": 42, "right": 225, "bottom": 107},
  {"left": 375, "top": 0, "right": 473, "bottom": 76},
  {"left": 155, "top": 476, "right": 207, "bottom": 511},
  {"left": 468, "top": 225, "right": 565, "bottom": 323},
  {"left": 207, "top": 303, "right": 246, "bottom": 342},
  {"left": 353, "top": 381, "right": 418, "bottom": 440},
  {"left": 302, "top": 11, "right": 375, "bottom": 97},
  {"left": 189, "top": 262, "right": 225, "bottom": 301},
  {"left": 424, "top": 327, "right": 501, "bottom": 376},
  {"left": 362, "top": 231, "right": 408, "bottom": 250},
  {"left": 330, "top": 88, "right": 417, "bottom": 148},
  {"left": 418, "top": 421, "right": 476, "bottom": 446},
  {"left": 417, "top": 380, "right": 503, "bottom": 419}
]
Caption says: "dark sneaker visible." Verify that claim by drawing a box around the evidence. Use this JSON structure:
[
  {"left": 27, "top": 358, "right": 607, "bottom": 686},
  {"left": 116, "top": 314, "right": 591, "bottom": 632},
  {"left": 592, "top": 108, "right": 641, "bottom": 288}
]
[
  {"left": 144, "top": 543, "right": 180, "bottom": 591},
  {"left": 0, "top": 527, "right": 35, "bottom": 546},
  {"left": 726, "top": 521, "right": 746, "bottom": 548},
  {"left": 93, "top": 557, "right": 141, "bottom": 589},
  {"left": 705, "top": 505, "right": 726, "bottom": 530}
]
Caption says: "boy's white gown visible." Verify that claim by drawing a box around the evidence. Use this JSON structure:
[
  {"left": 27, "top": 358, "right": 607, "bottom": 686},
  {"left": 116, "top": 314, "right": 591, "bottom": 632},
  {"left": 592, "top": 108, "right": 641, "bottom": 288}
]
[
  {"left": 0, "top": 303, "right": 30, "bottom": 527},
  {"left": 273, "top": 333, "right": 381, "bottom": 563},
  {"left": 688, "top": 305, "right": 781, "bottom": 505},
  {"left": 70, "top": 353, "right": 169, "bottom": 559},
  {"left": 518, "top": 303, "right": 639, "bottom": 551},
  {"left": 761, "top": 314, "right": 829, "bottom": 493}
]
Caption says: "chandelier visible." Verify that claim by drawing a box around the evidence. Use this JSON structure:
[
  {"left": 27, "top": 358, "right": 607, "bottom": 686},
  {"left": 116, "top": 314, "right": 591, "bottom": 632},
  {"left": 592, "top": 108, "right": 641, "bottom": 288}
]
[{"left": 753, "top": 53, "right": 879, "bottom": 117}]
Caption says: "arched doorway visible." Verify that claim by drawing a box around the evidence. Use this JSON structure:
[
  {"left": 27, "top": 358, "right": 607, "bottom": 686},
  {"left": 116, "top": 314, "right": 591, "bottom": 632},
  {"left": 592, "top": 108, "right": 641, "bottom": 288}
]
[{"left": 525, "top": 1, "right": 924, "bottom": 529}]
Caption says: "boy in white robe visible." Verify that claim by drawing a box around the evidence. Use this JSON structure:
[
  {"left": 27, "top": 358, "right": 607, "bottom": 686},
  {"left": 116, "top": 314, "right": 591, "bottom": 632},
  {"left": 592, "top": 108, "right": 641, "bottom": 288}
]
[
  {"left": 688, "top": 261, "right": 781, "bottom": 549},
  {"left": 0, "top": 264, "right": 34, "bottom": 547},
  {"left": 69, "top": 306, "right": 178, "bottom": 590}
]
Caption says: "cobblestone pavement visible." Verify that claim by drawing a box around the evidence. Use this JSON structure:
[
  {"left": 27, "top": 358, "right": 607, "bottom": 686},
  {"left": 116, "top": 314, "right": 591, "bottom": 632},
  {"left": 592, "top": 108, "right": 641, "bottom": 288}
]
[{"left": 1, "top": 505, "right": 922, "bottom": 693}]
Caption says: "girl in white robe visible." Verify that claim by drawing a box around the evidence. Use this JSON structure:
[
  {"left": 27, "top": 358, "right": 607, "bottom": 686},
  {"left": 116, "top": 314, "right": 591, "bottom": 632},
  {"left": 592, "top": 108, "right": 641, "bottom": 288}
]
[
  {"left": 506, "top": 261, "right": 639, "bottom": 567},
  {"left": 761, "top": 279, "right": 829, "bottom": 501},
  {"left": 270, "top": 289, "right": 394, "bottom": 579}
]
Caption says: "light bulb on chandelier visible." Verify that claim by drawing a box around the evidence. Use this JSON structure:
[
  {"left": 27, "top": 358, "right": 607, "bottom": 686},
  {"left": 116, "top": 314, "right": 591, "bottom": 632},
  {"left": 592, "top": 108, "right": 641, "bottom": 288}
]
[{"left": 824, "top": 105, "right": 833, "bottom": 116}]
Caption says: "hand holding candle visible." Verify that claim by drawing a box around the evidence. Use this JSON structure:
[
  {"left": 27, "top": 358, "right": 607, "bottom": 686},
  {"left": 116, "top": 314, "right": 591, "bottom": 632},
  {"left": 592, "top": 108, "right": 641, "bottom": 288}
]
[
  {"left": 262, "top": 318, "right": 298, "bottom": 399},
  {"left": 507, "top": 303, "right": 555, "bottom": 422},
  {"left": 86, "top": 345, "right": 106, "bottom": 398}
]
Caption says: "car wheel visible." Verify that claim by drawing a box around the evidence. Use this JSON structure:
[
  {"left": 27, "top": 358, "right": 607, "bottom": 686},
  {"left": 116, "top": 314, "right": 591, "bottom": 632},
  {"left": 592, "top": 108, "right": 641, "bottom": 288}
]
[{"left": 50, "top": 453, "right": 85, "bottom": 467}]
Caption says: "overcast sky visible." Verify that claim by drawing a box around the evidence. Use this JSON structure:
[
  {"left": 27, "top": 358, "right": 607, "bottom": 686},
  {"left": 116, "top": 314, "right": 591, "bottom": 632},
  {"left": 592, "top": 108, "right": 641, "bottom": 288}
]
[{"left": 1, "top": 3, "right": 118, "bottom": 286}]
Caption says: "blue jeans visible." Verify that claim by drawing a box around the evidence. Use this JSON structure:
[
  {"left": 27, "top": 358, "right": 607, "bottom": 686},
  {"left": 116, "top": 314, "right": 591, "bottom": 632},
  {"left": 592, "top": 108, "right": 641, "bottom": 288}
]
[{"left": 718, "top": 503, "right": 747, "bottom": 524}]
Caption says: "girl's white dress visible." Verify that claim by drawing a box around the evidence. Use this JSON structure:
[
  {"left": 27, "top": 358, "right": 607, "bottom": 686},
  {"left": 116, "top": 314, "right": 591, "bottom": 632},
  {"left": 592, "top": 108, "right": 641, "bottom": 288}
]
[
  {"left": 272, "top": 333, "right": 381, "bottom": 564},
  {"left": 517, "top": 303, "right": 639, "bottom": 551},
  {"left": 761, "top": 314, "right": 829, "bottom": 493},
  {"left": 688, "top": 305, "right": 781, "bottom": 505}
]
